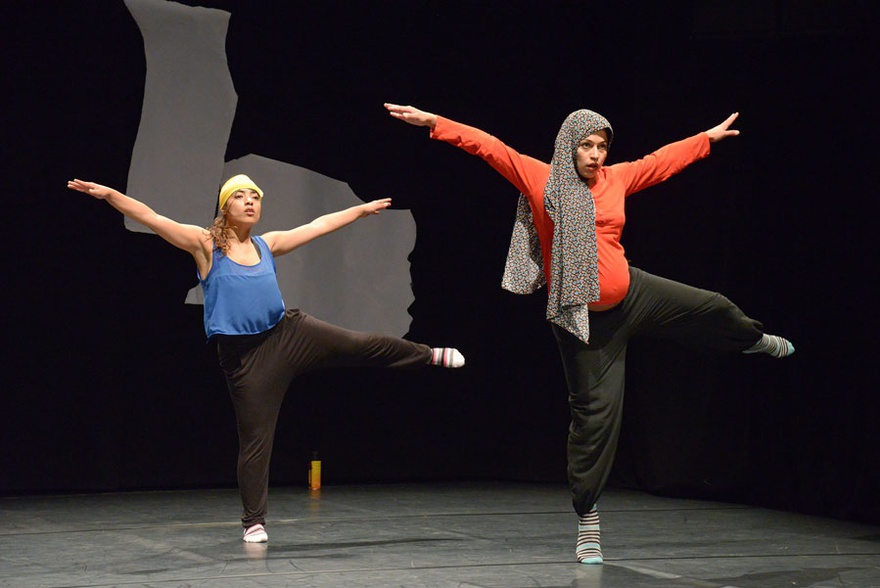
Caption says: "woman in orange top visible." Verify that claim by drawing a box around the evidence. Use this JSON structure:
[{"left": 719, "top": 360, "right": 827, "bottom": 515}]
[{"left": 386, "top": 103, "right": 794, "bottom": 565}]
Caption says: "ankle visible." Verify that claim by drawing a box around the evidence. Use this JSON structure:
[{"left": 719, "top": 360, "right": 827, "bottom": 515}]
[{"left": 576, "top": 508, "right": 603, "bottom": 564}]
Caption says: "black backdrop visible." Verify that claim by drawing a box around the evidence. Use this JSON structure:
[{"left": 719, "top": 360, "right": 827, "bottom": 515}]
[{"left": 3, "top": 1, "right": 878, "bottom": 525}]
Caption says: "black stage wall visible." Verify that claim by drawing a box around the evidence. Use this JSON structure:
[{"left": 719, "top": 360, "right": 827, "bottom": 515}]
[{"left": 3, "top": 1, "right": 878, "bottom": 525}]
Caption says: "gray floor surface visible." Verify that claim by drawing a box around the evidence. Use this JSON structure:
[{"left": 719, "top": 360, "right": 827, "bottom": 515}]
[{"left": 2, "top": 482, "right": 878, "bottom": 587}]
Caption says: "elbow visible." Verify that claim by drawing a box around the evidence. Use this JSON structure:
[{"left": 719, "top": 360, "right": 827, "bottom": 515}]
[{"left": 308, "top": 219, "right": 334, "bottom": 237}]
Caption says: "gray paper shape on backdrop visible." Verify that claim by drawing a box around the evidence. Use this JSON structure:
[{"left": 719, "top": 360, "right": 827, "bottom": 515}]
[
  {"left": 124, "top": 0, "right": 417, "bottom": 335},
  {"left": 124, "top": 0, "right": 235, "bottom": 230}
]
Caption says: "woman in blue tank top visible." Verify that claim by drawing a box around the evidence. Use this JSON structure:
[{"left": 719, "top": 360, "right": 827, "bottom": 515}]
[{"left": 68, "top": 175, "right": 465, "bottom": 544}]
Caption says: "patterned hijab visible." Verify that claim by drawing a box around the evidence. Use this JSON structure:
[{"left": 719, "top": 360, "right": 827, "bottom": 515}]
[{"left": 501, "top": 109, "right": 613, "bottom": 344}]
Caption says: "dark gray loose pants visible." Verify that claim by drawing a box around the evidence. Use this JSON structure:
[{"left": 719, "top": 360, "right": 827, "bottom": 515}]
[
  {"left": 217, "top": 309, "right": 432, "bottom": 527},
  {"left": 552, "top": 267, "right": 764, "bottom": 516}
]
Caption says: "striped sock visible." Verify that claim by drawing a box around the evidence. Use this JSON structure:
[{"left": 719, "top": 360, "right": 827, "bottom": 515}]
[
  {"left": 576, "top": 508, "right": 603, "bottom": 564},
  {"left": 430, "top": 348, "right": 465, "bottom": 368},
  {"left": 743, "top": 334, "right": 795, "bottom": 358},
  {"left": 243, "top": 523, "right": 268, "bottom": 543}
]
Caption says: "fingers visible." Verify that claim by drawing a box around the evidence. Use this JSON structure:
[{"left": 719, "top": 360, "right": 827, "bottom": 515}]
[
  {"left": 67, "top": 179, "right": 92, "bottom": 192},
  {"left": 384, "top": 103, "right": 407, "bottom": 116},
  {"left": 384, "top": 102, "right": 435, "bottom": 128},
  {"left": 384, "top": 102, "right": 409, "bottom": 113},
  {"left": 67, "top": 179, "right": 111, "bottom": 199},
  {"left": 384, "top": 102, "right": 416, "bottom": 120},
  {"left": 364, "top": 197, "right": 392, "bottom": 215},
  {"left": 719, "top": 112, "right": 740, "bottom": 135},
  {"left": 706, "top": 112, "right": 741, "bottom": 142}
]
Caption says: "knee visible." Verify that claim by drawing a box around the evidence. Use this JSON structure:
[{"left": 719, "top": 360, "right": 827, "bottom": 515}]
[
  {"left": 238, "top": 421, "right": 274, "bottom": 449},
  {"left": 707, "top": 293, "right": 747, "bottom": 321},
  {"left": 569, "top": 392, "right": 617, "bottom": 423},
  {"left": 334, "top": 330, "right": 376, "bottom": 355},
  {"left": 568, "top": 412, "right": 616, "bottom": 448},
  {"left": 707, "top": 292, "right": 736, "bottom": 312}
]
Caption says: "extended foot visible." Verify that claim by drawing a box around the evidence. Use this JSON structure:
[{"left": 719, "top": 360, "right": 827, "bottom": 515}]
[
  {"left": 243, "top": 523, "right": 268, "bottom": 543},
  {"left": 743, "top": 334, "right": 795, "bottom": 358},
  {"left": 431, "top": 348, "right": 465, "bottom": 368},
  {"left": 576, "top": 508, "right": 603, "bottom": 564}
]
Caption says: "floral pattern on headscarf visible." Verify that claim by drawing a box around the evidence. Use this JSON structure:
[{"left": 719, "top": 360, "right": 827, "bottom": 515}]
[{"left": 501, "top": 109, "right": 613, "bottom": 344}]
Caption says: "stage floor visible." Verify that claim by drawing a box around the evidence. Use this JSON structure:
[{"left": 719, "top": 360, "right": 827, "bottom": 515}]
[{"left": 2, "top": 482, "right": 879, "bottom": 587}]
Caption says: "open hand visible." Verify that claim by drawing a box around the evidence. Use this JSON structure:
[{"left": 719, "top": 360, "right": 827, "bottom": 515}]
[
  {"left": 361, "top": 198, "right": 392, "bottom": 217},
  {"left": 705, "top": 113, "right": 740, "bottom": 143},
  {"left": 67, "top": 179, "right": 117, "bottom": 200},
  {"left": 384, "top": 103, "right": 437, "bottom": 129}
]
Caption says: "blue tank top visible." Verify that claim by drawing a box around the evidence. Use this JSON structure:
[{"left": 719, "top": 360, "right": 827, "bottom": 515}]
[{"left": 200, "top": 235, "right": 286, "bottom": 339}]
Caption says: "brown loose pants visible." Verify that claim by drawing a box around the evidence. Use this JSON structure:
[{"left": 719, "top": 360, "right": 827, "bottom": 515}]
[{"left": 216, "top": 309, "right": 432, "bottom": 527}]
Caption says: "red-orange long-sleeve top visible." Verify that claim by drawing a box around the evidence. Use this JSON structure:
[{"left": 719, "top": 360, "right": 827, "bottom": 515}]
[{"left": 430, "top": 116, "right": 711, "bottom": 307}]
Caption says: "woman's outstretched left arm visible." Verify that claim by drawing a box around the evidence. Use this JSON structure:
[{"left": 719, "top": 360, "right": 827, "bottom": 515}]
[
  {"left": 618, "top": 112, "right": 741, "bottom": 195},
  {"left": 261, "top": 198, "right": 392, "bottom": 257}
]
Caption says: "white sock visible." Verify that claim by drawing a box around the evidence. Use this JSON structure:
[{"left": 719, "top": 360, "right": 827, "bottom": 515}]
[
  {"left": 430, "top": 348, "right": 465, "bottom": 368},
  {"left": 243, "top": 523, "right": 268, "bottom": 543}
]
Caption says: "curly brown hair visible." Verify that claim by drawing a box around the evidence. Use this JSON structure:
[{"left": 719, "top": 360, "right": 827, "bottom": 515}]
[{"left": 207, "top": 212, "right": 231, "bottom": 255}]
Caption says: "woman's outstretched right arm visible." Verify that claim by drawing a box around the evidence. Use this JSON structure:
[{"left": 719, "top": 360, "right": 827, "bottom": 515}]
[
  {"left": 68, "top": 179, "right": 211, "bottom": 264},
  {"left": 384, "top": 103, "right": 548, "bottom": 197}
]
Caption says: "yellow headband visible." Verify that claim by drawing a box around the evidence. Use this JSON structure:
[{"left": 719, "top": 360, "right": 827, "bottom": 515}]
[{"left": 218, "top": 174, "right": 263, "bottom": 210}]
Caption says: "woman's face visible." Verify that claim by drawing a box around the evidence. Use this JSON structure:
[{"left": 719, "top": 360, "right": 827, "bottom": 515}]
[
  {"left": 224, "top": 188, "right": 262, "bottom": 225},
  {"left": 575, "top": 129, "right": 609, "bottom": 181}
]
